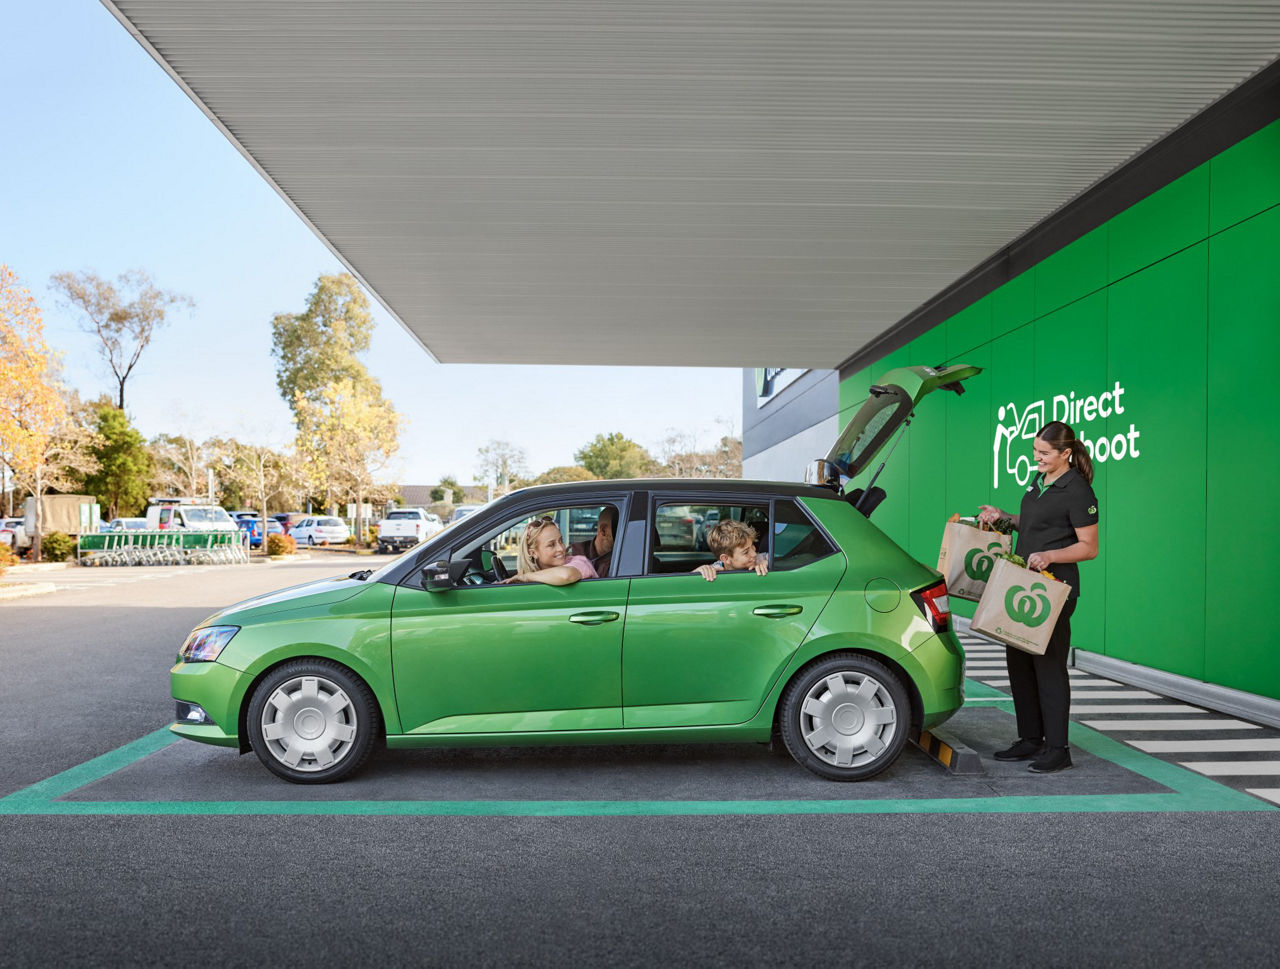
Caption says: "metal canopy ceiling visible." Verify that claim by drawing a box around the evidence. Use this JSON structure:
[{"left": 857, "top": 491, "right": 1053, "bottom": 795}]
[{"left": 104, "top": 1, "right": 1280, "bottom": 368}]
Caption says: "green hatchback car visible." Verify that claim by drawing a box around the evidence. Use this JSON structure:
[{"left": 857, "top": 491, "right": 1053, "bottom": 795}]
[{"left": 171, "top": 364, "right": 978, "bottom": 783}]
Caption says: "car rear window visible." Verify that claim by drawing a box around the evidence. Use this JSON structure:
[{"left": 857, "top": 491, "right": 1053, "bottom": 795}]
[
  {"left": 648, "top": 501, "right": 768, "bottom": 574},
  {"left": 320, "top": 517, "right": 344, "bottom": 526},
  {"left": 770, "top": 499, "right": 837, "bottom": 570}
]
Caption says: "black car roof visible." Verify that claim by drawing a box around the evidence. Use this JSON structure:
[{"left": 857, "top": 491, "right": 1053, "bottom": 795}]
[{"left": 500, "top": 478, "right": 840, "bottom": 501}]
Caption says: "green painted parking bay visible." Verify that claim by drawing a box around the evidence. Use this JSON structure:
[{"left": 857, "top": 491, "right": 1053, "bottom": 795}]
[{"left": 1, "top": 689, "right": 1272, "bottom": 815}]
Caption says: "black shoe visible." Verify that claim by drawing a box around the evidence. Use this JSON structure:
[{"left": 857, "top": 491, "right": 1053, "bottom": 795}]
[
  {"left": 1028, "top": 746, "right": 1073, "bottom": 773},
  {"left": 993, "top": 738, "right": 1044, "bottom": 761}
]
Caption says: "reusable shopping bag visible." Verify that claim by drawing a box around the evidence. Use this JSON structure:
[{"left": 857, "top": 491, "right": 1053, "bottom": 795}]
[
  {"left": 936, "top": 518, "right": 1012, "bottom": 602},
  {"left": 970, "top": 558, "right": 1072, "bottom": 655}
]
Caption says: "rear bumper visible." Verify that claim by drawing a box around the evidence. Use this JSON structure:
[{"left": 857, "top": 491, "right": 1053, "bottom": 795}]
[
  {"left": 379, "top": 535, "right": 420, "bottom": 549},
  {"left": 914, "top": 629, "right": 966, "bottom": 730}
]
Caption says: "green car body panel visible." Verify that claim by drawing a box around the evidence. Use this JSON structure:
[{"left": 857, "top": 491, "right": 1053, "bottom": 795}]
[
  {"left": 170, "top": 494, "right": 964, "bottom": 751},
  {"left": 170, "top": 361, "right": 978, "bottom": 777}
]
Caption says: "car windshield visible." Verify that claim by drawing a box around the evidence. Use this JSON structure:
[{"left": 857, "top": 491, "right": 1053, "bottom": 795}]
[{"left": 185, "top": 508, "right": 231, "bottom": 524}]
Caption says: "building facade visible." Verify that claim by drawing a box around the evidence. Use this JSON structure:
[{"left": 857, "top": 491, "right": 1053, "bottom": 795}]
[{"left": 744, "top": 67, "right": 1280, "bottom": 713}]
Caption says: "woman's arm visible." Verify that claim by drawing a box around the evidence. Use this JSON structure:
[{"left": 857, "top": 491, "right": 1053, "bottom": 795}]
[
  {"left": 1025, "top": 524, "right": 1098, "bottom": 572},
  {"left": 978, "top": 504, "right": 1019, "bottom": 530},
  {"left": 502, "top": 564, "right": 584, "bottom": 586}
]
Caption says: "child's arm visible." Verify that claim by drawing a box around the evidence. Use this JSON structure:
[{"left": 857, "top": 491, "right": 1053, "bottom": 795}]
[
  {"left": 753, "top": 557, "right": 769, "bottom": 577},
  {"left": 693, "top": 563, "right": 719, "bottom": 582}
]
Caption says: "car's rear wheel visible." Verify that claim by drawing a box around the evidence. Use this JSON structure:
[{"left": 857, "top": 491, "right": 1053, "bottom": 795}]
[
  {"left": 780, "top": 653, "right": 909, "bottom": 781},
  {"left": 246, "top": 660, "right": 380, "bottom": 783}
]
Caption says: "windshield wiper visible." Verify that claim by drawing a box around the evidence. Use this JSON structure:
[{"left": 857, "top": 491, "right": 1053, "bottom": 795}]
[{"left": 348, "top": 569, "right": 373, "bottom": 581}]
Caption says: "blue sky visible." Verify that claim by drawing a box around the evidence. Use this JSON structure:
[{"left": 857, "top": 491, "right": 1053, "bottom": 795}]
[{"left": 1, "top": 1, "right": 744, "bottom": 486}]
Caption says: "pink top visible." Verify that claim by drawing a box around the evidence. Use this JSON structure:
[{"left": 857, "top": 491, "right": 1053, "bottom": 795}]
[{"left": 564, "top": 554, "right": 599, "bottom": 580}]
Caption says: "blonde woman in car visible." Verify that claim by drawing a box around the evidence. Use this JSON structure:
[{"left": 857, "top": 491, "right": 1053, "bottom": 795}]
[{"left": 500, "top": 515, "right": 598, "bottom": 586}]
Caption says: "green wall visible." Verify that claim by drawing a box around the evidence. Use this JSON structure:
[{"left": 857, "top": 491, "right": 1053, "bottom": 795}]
[{"left": 839, "top": 119, "right": 1280, "bottom": 700}]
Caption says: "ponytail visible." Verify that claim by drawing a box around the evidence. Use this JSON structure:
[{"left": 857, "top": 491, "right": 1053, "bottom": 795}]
[
  {"left": 1069, "top": 439, "right": 1094, "bottom": 485},
  {"left": 1037, "top": 420, "right": 1094, "bottom": 485}
]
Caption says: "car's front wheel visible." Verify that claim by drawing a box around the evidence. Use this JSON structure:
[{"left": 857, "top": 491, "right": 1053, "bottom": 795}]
[
  {"left": 779, "top": 653, "right": 909, "bottom": 781},
  {"left": 246, "top": 660, "right": 380, "bottom": 783}
]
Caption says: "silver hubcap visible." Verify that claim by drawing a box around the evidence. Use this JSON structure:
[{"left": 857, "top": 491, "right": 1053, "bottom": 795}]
[
  {"left": 799, "top": 671, "right": 898, "bottom": 769},
  {"left": 260, "top": 674, "right": 358, "bottom": 772}
]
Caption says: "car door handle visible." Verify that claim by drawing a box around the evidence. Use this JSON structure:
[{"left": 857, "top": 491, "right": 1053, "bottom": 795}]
[
  {"left": 753, "top": 605, "right": 803, "bottom": 618},
  {"left": 568, "top": 611, "right": 621, "bottom": 626}
]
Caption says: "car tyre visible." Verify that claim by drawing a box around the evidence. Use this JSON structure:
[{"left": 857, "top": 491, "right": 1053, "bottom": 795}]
[
  {"left": 246, "top": 659, "right": 381, "bottom": 784},
  {"left": 779, "top": 652, "right": 909, "bottom": 782}
]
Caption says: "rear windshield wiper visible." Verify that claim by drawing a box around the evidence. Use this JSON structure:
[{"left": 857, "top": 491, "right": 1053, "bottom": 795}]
[{"left": 348, "top": 569, "right": 373, "bottom": 581}]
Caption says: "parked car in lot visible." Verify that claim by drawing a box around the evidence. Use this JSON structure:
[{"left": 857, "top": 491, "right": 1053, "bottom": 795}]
[
  {"left": 272, "top": 513, "right": 309, "bottom": 534},
  {"left": 237, "top": 517, "right": 264, "bottom": 548},
  {"left": 169, "top": 364, "right": 978, "bottom": 784},
  {"left": 448, "top": 504, "right": 484, "bottom": 525},
  {"left": 146, "top": 503, "right": 237, "bottom": 531},
  {"left": 375, "top": 508, "right": 444, "bottom": 554},
  {"left": 1, "top": 517, "right": 28, "bottom": 551},
  {"left": 109, "top": 518, "right": 148, "bottom": 531},
  {"left": 289, "top": 516, "right": 351, "bottom": 546}
]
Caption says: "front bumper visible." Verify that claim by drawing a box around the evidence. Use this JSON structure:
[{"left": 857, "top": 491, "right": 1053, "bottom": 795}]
[{"left": 170, "top": 659, "right": 251, "bottom": 747}]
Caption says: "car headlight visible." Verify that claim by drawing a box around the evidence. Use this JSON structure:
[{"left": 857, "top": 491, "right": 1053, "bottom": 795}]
[{"left": 178, "top": 625, "right": 239, "bottom": 663}]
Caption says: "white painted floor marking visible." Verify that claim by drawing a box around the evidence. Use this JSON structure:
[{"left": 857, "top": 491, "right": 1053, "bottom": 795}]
[
  {"left": 1069, "top": 691, "right": 1162, "bottom": 699},
  {"left": 1082, "top": 720, "right": 1261, "bottom": 731},
  {"left": 1245, "top": 789, "right": 1280, "bottom": 805},
  {"left": 1178, "top": 762, "right": 1280, "bottom": 776},
  {"left": 1131, "top": 739, "right": 1280, "bottom": 752},
  {"left": 1071, "top": 704, "right": 1210, "bottom": 714}
]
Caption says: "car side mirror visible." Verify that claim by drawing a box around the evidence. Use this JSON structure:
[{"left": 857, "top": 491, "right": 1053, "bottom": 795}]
[{"left": 422, "top": 559, "right": 467, "bottom": 592}]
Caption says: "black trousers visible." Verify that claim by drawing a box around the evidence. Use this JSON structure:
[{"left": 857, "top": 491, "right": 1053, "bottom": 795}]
[{"left": 1005, "top": 598, "right": 1077, "bottom": 748}]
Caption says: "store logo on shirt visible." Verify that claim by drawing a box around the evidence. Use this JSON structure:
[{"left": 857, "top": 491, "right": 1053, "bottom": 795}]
[{"left": 992, "top": 381, "right": 1142, "bottom": 490}]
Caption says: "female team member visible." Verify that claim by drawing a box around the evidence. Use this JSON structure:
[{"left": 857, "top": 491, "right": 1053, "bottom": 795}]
[
  {"left": 500, "top": 515, "right": 598, "bottom": 586},
  {"left": 978, "top": 421, "right": 1099, "bottom": 774}
]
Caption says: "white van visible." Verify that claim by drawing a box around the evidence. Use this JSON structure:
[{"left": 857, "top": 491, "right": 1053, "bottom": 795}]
[{"left": 145, "top": 504, "right": 237, "bottom": 531}]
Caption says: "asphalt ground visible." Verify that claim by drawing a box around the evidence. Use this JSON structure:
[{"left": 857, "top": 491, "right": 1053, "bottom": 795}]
[{"left": 2, "top": 558, "right": 1279, "bottom": 967}]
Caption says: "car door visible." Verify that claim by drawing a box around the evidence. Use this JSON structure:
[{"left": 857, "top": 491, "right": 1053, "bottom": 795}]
[
  {"left": 621, "top": 495, "right": 845, "bottom": 728},
  {"left": 390, "top": 497, "right": 631, "bottom": 735}
]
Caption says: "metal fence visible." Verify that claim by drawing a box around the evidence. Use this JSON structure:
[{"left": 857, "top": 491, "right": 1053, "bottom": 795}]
[{"left": 77, "top": 530, "right": 250, "bottom": 566}]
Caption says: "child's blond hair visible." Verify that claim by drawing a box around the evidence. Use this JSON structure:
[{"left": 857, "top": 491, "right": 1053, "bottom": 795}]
[{"left": 707, "top": 519, "right": 757, "bottom": 559}]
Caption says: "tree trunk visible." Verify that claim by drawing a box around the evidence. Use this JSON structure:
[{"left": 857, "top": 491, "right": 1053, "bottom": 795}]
[{"left": 32, "top": 465, "right": 43, "bottom": 563}]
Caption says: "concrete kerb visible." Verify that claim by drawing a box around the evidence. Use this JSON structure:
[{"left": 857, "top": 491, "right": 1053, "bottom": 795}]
[
  {"left": 0, "top": 582, "right": 57, "bottom": 601},
  {"left": 4, "top": 561, "right": 74, "bottom": 574}
]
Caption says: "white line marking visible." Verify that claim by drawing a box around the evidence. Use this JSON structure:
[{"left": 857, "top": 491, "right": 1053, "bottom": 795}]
[
  {"left": 1070, "top": 690, "right": 1161, "bottom": 699},
  {"left": 1082, "top": 720, "right": 1261, "bottom": 731},
  {"left": 1131, "top": 739, "right": 1280, "bottom": 752},
  {"left": 1178, "top": 762, "right": 1280, "bottom": 776},
  {"left": 1245, "top": 789, "right": 1280, "bottom": 805},
  {"left": 1072, "top": 705, "right": 1210, "bottom": 714}
]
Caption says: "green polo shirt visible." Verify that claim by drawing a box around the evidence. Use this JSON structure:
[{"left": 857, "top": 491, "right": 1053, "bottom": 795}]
[{"left": 1014, "top": 468, "right": 1099, "bottom": 599}]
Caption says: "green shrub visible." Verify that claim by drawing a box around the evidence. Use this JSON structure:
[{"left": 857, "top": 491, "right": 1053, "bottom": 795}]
[
  {"left": 41, "top": 531, "right": 76, "bottom": 562},
  {"left": 0, "top": 542, "right": 17, "bottom": 575},
  {"left": 266, "top": 533, "right": 297, "bottom": 556}
]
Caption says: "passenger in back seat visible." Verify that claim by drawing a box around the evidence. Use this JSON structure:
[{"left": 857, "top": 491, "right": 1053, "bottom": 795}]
[{"left": 692, "top": 519, "right": 769, "bottom": 582}]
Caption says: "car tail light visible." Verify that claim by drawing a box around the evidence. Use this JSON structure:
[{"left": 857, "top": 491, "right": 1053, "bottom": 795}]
[{"left": 911, "top": 580, "right": 951, "bottom": 633}]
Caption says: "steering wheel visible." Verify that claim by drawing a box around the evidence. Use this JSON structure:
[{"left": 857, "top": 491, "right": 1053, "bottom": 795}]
[{"left": 490, "top": 553, "right": 510, "bottom": 582}]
